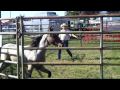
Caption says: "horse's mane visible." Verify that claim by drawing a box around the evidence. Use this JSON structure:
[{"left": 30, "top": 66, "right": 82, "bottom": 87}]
[
  {"left": 30, "top": 26, "right": 54, "bottom": 47},
  {"left": 30, "top": 35, "right": 43, "bottom": 47}
]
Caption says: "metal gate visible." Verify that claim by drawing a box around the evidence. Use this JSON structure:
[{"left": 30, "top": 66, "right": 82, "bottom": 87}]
[
  {"left": 0, "top": 17, "right": 21, "bottom": 79},
  {"left": 1, "top": 14, "right": 120, "bottom": 79},
  {"left": 20, "top": 14, "right": 120, "bottom": 79}
]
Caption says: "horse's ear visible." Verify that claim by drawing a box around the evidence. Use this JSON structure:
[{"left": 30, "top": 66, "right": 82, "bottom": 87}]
[{"left": 48, "top": 26, "right": 54, "bottom": 31}]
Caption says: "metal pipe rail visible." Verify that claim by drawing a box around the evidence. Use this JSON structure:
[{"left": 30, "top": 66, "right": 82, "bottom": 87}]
[
  {"left": 24, "top": 47, "right": 120, "bottom": 50},
  {"left": 24, "top": 62, "right": 101, "bottom": 65},
  {"left": 2, "top": 28, "right": 16, "bottom": 30},
  {"left": 2, "top": 46, "right": 120, "bottom": 51},
  {"left": 24, "top": 24, "right": 49, "bottom": 26},
  {"left": 0, "top": 18, "right": 15, "bottom": 20},
  {"left": 0, "top": 60, "right": 17, "bottom": 64},
  {"left": 24, "top": 31, "right": 120, "bottom": 35},
  {"left": 1, "top": 47, "right": 18, "bottom": 50},
  {"left": 0, "top": 32, "right": 16, "bottom": 35},
  {"left": 24, "top": 62, "right": 120, "bottom": 66},
  {"left": 23, "top": 14, "right": 120, "bottom": 19},
  {"left": 0, "top": 73, "right": 18, "bottom": 79}
]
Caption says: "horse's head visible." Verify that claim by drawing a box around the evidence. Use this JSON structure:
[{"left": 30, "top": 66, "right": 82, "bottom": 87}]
[
  {"left": 30, "top": 26, "right": 63, "bottom": 48},
  {"left": 46, "top": 34, "right": 63, "bottom": 47},
  {"left": 46, "top": 26, "right": 63, "bottom": 47}
]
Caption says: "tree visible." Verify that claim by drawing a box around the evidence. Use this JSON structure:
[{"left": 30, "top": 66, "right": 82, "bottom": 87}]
[
  {"left": 65, "top": 11, "right": 80, "bottom": 16},
  {"left": 66, "top": 11, "right": 120, "bottom": 15},
  {"left": 65, "top": 11, "right": 101, "bottom": 28},
  {"left": 79, "top": 11, "right": 100, "bottom": 15},
  {"left": 65, "top": 11, "right": 100, "bottom": 16},
  {"left": 107, "top": 11, "right": 120, "bottom": 14},
  {"left": 65, "top": 11, "right": 100, "bottom": 24}
]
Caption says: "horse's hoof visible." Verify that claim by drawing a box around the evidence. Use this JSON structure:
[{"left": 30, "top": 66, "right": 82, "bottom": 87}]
[{"left": 48, "top": 71, "right": 51, "bottom": 78}]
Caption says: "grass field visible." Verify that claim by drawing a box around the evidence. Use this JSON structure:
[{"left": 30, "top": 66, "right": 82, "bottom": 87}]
[{"left": 1, "top": 35, "right": 120, "bottom": 79}]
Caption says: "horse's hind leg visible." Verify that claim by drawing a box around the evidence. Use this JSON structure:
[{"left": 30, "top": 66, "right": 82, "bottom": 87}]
[
  {"left": 27, "top": 65, "right": 33, "bottom": 78},
  {"left": 35, "top": 65, "right": 51, "bottom": 78},
  {"left": 0, "top": 62, "right": 10, "bottom": 72},
  {"left": 0, "top": 63, "right": 10, "bottom": 79},
  {"left": 0, "top": 54, "right": 10, "bottom": 72},
  {"left": 36, "top": 70, "right": 44, "bottom": 78},
  {"left": 0, "top": 62, "right": 5, "bottom": 72}
]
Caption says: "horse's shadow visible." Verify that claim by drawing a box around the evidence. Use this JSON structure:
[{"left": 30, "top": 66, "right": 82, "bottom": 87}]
[
  {"left": 79, "top": 54, "right": 86, "bottom": 62},
  {"left": 73, "top": 54, "right": 86, "bottom": 62}
]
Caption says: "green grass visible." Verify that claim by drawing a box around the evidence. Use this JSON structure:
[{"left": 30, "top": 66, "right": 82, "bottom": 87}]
[
  {"left": 2, "top": 36, "right": 120, "bottom": 79},
  {"left": 32, "top": 39, "right": 120, "bottom": 79}
]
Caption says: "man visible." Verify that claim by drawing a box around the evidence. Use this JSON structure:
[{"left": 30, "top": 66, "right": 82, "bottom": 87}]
[{"left": 58, "top": 23, "right": 78, "bottom": 61}]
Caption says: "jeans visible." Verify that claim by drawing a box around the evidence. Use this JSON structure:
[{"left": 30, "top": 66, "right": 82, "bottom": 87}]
[{"left": 58, "top": 40, "right": 72, "bottom": 60}]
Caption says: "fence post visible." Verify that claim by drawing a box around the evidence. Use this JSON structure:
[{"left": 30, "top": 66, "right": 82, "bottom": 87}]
[
  {"left": 0, "top": 11, "right": 2, "bottom": 48},
  {"left": 0, "top": 11, "right": 2, "bottom": 61},
  {"left": 16, "top": 17, "right": 21, "bottom": 79},
  {"left": 100, "top": 16, "right": 104, "bottom": 79},
  {"left": 19, "top": 16, "right": 25, "bottom": 79}
]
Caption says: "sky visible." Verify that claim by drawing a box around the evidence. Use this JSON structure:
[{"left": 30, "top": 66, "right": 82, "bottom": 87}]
[
  {"left": 1, "top": 11, "right": 66, "bottom": 18},
  {"left": 1, "top": 11, "right": 109, "bottom": 18}
]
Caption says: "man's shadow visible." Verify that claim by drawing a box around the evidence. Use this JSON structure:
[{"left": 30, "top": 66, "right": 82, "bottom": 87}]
[{"left": 72, "top": 54, "right": 86, "bottom": 62}]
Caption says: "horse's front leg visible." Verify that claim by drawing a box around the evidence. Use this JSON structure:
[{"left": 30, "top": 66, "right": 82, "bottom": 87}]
[
  {"left": 27, "top": 65, "right": 33, "bottom": 78},
  {"left": 35, "top": 65, "right": 51, "bottom": 78}
]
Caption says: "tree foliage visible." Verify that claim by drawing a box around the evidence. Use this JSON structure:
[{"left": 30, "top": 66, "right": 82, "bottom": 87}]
[
  {"left": 65, "top": 11, "right": 80, "bottom": 16},
  {"left": 107, "top": 11, "right": 120, "bottom": 14},
  {"left": 65, "top": 11, "right": 120, "bottom": 16},
  {"left": 65, "top": 11, "right": 100, "bottom": 16}
]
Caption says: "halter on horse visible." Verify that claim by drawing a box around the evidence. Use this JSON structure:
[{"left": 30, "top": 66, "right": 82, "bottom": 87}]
[{"left": 0, "top": 26, "right": 63, "bottom": 78}]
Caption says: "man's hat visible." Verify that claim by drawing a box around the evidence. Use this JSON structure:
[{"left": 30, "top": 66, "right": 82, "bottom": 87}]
[{"left": 60, "top": 23, "right": 68, "bottom": 28}]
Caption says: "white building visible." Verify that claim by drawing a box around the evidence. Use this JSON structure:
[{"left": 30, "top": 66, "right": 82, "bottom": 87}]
[
  {"left": 89, "top": 17, "right": 120, "bottom": 31},
  {"left": 24, "top": 11, "right": 69, "bottom": 32}
]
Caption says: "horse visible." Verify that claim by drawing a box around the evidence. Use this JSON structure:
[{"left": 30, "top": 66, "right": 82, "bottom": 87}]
[{"left": 0, "top": 27, "right": 63, "bottom": 78}]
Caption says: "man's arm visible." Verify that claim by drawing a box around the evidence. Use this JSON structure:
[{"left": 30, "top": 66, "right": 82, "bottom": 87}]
[{"left": 71, "top": 34, "right": 78, "bottom": 39}]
